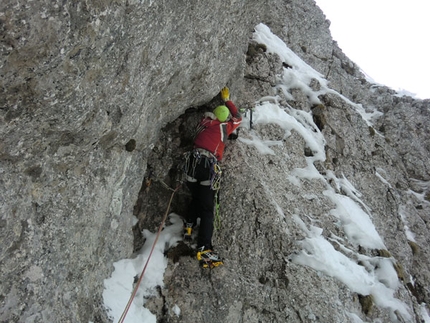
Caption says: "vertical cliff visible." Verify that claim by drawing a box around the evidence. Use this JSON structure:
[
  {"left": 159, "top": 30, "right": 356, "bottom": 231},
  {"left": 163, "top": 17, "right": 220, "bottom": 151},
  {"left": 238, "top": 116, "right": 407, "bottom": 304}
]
[{"left": 0, "top": 1, "right": 262, "bottom": 321}]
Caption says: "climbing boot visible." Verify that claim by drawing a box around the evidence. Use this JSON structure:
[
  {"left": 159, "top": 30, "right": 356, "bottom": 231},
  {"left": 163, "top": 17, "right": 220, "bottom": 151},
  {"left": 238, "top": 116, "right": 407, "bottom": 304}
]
[
  {"left": 196, "top": 247, "right": 224, "bottom": 268},
  {"left": 183, "top": 223, "right": 193, "bottom": 241}
]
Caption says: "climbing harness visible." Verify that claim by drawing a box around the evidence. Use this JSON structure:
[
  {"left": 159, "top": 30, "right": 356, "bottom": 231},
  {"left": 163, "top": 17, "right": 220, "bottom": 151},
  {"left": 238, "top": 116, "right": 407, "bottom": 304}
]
[
  {"left": 183, "top": 148, "right": 221, "bottom": 190},
  {"left": 117, "top": 183, "right": 181, "bottom": 323},
  {"left": 183, "top": 148, "right": 223, "bottom": 230}
]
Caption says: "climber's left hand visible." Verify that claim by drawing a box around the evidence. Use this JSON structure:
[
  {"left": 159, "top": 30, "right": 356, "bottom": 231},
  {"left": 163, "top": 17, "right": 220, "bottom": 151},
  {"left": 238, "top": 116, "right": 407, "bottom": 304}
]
[{"left": 221, "top": 87, "right": 230, "bottom": 102}]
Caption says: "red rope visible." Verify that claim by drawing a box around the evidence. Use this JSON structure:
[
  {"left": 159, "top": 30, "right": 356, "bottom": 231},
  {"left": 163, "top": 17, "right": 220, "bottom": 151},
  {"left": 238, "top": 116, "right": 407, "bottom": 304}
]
[{"left": 118, "top": 184, "right": 181, "bottom": 323}]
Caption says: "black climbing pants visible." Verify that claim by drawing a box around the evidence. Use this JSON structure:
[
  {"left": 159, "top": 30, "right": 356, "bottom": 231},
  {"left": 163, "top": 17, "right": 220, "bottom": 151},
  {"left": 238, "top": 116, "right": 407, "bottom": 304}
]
[{"left": 185, "top": 154, "right": 217, "bottom": 250}]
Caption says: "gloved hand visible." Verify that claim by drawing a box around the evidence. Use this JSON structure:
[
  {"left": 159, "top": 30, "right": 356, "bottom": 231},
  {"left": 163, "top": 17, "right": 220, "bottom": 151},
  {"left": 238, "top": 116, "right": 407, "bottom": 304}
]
[{"left": 220, "top": 87, "right": 230, "bottom": 102}]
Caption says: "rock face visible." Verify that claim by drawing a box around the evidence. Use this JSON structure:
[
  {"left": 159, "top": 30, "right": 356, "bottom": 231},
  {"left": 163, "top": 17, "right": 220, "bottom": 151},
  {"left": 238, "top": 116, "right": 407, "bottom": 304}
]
[{"left": 1, "top": 1, "right": 429, "bottom": 323}]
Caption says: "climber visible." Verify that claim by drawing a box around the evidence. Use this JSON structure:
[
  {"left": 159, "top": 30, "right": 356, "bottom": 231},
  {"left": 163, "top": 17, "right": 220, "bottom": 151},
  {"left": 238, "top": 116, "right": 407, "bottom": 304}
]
[{"left": 183, "top": 86, "right": 242, "bottom": 268}]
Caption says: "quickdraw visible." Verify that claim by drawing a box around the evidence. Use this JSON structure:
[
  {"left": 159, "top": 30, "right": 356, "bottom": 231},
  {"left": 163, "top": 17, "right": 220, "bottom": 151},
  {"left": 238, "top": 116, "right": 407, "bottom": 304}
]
[
  {"left": 210, "top": 163, "right": 222, "bottom": 191},
  {"left": 182, "top": 150, "right": 199, "bottom": 181},
  {"left": 240, "top": 107, "right": 255, "bottom": 129},
  {"left": 214, "top": 190, "right": 221, "bottom": 231}
]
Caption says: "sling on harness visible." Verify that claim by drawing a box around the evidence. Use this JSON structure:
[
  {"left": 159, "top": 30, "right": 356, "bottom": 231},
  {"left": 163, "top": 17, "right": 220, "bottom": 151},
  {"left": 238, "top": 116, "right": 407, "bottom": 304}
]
[{"left": 183, "top": 149, "right": 222, "bottom": 190}]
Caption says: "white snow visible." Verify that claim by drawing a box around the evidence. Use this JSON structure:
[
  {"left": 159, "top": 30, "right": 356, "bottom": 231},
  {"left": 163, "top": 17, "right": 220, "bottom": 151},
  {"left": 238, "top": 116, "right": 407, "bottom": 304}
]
[
  {"left": 291, "top": 217, "right": 406, "bottom": 317},
  {"left": 421, "top": 303, "right": 430, "bottom": 323},
  {"left": 252, "top": 23, "right": 384, "bottom": 128},
  {"left": 102, "top": 23, "right": 427, "bottom": 323},
  {"left": 398, "top": 205, "right": 416, "bottom": 243},
  {"left": 102, "top": 214, "right": 183, "bottom": 323},
  {"left": 324, "top": 190, "right": 385, "bottom": 249},
  {"left": 172, "top": 304, "right": 181, "bottom": 317},
  {"left": 375, "top": 168, "right": 392, "bottom": 188},
  {"left": 408, "top": 179, "right": 430, "bottom": 205},
  {"left": 238, "top": 132, "right": 280, "bottom": 155}
]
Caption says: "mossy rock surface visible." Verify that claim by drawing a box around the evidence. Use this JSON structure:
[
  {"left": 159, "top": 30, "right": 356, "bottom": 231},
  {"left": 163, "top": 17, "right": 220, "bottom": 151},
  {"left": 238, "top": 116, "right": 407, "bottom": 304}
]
[
  {"left": 408, "top": 241, "right": 420, "bottom": 255},
  {"left": 358, "top": 294, "right": 374, "bottom": 315},
  {"left": 377, "top": 249, "right": 392, "bottom": 258},
  {"left": 394, "top": 262, "right": 406, "bottom": 281}
]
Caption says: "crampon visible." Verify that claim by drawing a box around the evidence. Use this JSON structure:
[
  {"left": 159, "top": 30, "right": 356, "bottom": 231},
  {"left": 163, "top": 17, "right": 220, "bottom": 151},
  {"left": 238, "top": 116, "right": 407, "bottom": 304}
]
[
  {"left": 183, "top": 223, "right": 193, "bottom": 241},
  {"left": 196, "top": 249, "right": 224, "bottom": 269}
]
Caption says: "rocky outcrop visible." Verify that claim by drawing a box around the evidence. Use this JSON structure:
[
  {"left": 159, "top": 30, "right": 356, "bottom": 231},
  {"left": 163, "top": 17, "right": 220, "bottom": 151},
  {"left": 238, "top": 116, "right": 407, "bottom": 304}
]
[
  {"left": 1, "top": 0, "right": 429, "bottom": 322},
  {"left": 0, "top": 1, "right": 264, "bottom": 321}
]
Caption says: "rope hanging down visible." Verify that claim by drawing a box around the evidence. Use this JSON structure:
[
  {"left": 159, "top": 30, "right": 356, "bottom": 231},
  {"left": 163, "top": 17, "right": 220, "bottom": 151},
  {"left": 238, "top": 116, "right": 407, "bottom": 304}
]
[{"left": 117, "top": 183, "right": 181, "bottom": 323}]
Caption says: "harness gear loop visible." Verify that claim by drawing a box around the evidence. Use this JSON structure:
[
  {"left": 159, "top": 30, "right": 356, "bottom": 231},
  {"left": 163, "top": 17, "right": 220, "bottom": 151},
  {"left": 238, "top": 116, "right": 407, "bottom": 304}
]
[{"left": 183, "top": 149, "right": 221, "bottom": 189}]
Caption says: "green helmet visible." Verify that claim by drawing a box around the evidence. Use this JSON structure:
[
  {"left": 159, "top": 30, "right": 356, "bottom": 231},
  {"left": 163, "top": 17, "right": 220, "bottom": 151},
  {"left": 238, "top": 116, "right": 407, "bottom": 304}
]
[{"left": 213, "top": 105, "right": 230, "bottom": 122}]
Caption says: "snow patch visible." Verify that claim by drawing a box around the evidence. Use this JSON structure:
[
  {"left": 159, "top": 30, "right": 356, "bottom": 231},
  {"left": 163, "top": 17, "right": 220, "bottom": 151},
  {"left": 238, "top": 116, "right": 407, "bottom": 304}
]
[{"left": 103, "top": 214, "right": 182, "bottom": 323}]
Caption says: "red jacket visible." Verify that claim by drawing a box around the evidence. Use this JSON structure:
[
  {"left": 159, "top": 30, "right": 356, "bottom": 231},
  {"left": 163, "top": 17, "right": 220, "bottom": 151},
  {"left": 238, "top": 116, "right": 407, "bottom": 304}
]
[{"left": 194, "top": 100, "right": 242, "bottom": 161}]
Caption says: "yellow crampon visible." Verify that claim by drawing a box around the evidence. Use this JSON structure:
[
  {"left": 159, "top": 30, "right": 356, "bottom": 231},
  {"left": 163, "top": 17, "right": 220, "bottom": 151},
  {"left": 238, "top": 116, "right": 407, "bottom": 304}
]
[
  {"left": 200, "top": 259, "right": 224, "bottom": 269},
  {"left": 197, "top": 249, "right": 224, "bottom": 269}
]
